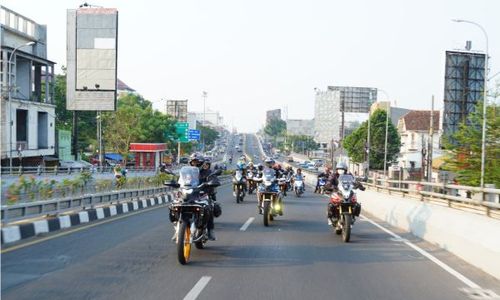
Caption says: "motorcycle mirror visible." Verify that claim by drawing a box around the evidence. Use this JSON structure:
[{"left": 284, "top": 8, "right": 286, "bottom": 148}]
[
  {"left": 214, "top": 169, "right": 223, "bottom": 176},
  {"left": 164, "top": 180, "right": 180, "bottom": 188}
]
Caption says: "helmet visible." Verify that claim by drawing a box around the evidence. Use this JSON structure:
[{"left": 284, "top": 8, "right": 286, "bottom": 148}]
[
  {"left": 248, "top": 162, "right": 254, "bottom": 168},
  {"left": 264, "top": 157, "right": 275, "bottom": 168},
  {"left": 256, "top": 163, "right": 264, "bottom": 171},
  {"left": 297, "top": 168, "right": 302, "bottom": 173},
  {"left": 189, "top": 152, "right": 204, "bottom": 167},
  {"left": 237, "top": 162, "right": 246, "bottom": 170},
  {"left": 202, "top": 157, "right": 212, "bottom": 168},
  {"left": 240, "top": 155, "right": 247, "bottom": 162},
  {"left": 336, "top": 162, "right": 348, "bottom": 174}
]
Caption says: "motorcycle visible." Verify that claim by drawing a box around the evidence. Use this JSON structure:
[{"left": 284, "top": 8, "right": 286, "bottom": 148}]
[
  {"left": 232, "top": 169, "right": 246, "bottom": 203},
  {"left": 294, "top": 175, "right": 305, "bottom": 197},
  {"left": 166, "top": 167, "right": 222, "bottom": 264},
  {"left": 327, "top": 174, "right": 364, "bottom": 243},
  {"left": 255, "top": 168, "right": 283, "bottom": 226},
  {"left": 247, "top": 170, "right": 257, "bottom": 194}
]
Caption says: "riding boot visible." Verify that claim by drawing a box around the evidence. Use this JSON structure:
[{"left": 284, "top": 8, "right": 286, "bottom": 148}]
[{"left": 207, "top": 229, "right": 216, "bottom": 241}]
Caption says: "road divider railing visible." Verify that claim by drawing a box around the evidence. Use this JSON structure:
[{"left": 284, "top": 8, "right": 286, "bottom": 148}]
[
  {"left": 279, "top": 161, "right": 500, "bottom": 218},
  {"left": 366, "top": 178, "right": 500, "bottom": 218},
  {"left": 1, "top": 165, "right": 162, "bottom": 176},
  {"left": 1, "top": 174, "right": 232, "bottom": 245}
]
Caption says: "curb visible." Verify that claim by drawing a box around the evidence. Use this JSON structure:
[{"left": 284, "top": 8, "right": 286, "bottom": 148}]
[{"left": 1, "top": 192, "right": 175, "bottom": 245}]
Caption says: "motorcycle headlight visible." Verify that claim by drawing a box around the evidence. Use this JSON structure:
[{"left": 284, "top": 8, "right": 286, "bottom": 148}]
[
  {"left": 183, "top": 189, "right": 194, "bottom": 196},
  {"left": 265, "top": 181, "right": 272, "bottom": 187}
]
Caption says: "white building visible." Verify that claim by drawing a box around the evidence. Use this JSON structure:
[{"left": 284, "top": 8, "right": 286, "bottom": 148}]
[
  {"left": 286, "top": 119, "right": 314, "bottom": 137},
  {"left": 1, "top": 6, "right": 56, "bottom": 166},
  {"left": 397, "top": 110, "right": 442, "bottom": 169},
  {"left": 314, "top": 86, "right": 376, "bottom": 147},
  {"left": 192, "top": 109, "right": 223, "bottom": 128}
]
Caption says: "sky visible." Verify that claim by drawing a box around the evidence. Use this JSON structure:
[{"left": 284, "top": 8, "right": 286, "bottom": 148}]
[{"left": 3, "top": 0, "right": 499, "bottom": 133}]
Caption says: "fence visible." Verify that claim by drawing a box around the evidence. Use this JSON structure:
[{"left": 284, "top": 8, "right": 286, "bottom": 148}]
[
  {"left": 1, "top": 186, "right": 171, "bottom": 223},
  {"left": 1, "top": 165, "right": 158, "bottom": 176}
]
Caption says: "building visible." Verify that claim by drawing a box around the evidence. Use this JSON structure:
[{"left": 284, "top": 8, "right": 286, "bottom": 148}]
[
  {"left": 443, "top": 48, "right": 486, "bottom": 140},
  {"left": 266, "top": 109, "right": 281, "bottom": 125},
  {"left": 1, "top": 6, "right": 56, "bottom": 166},
  {"left": 116, "top": 79, "right": 137, "bottom": 98},
  {"left": 370, "top": 101, "right": 411, "bottom": 127},
  {"left": 397, "top": 110, "right": 441, "bottom": 171},
  {"left": 191, "top": 109, "right": 223, "bottom": 128},
  {"left": 286, "top": 119, "right": 314, "bottom": 137},
  {"left": 314, "top": 86, "right": 376, "bottom": 146}
]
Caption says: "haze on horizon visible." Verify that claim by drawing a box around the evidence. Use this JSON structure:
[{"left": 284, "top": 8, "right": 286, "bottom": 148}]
[{"left": 3, "top": 0, "right": 499, "bottom": 133}]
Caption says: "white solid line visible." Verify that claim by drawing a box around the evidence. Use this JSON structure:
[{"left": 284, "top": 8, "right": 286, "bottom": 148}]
[
  {"left": 361, "top": 214, "right": 481, "bottom": 289},
  {"left": 183, "top": 276, "right": 212, "bottom": 300},
  {"left": 240, "top": 217, "right": 255, "bottom": 231}
]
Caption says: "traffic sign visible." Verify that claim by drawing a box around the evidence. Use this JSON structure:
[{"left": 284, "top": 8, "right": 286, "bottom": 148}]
[
  {"left": 175, "top": 122, "right": 189, "bottom": 142},
  {"left": 188, "top": 129, "right": 201, "bottom": 141}
]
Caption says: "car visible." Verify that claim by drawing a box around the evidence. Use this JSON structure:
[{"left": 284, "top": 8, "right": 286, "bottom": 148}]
[
  {"left": 286, "top": 156, "right": 294, "bottom": 162},
  {"left": 59, "top": 160, "right": 93, "bottom": 169}
]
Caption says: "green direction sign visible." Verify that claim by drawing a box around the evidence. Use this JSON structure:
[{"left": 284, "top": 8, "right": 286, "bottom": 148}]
[{"left": 175, "top": 122, "right": 189, "bottom": 143}]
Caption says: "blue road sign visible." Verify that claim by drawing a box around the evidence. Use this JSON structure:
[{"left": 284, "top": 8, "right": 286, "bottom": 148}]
[{"left": 188, "top": 129, "right": 201, "bottom": 141}]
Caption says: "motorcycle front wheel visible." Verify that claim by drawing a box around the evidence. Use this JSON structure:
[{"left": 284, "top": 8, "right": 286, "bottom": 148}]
[
  {"left": 177, "top": 221, "right": 191, "bottom": 265},
  {"left": 236, "top": 186, "right": 240, "bottom": 203},
  {"left": 342, "top": 214, "right": 352, "bottom": 243},
  {"left": 263, "top": 201, "right": 271, "bottom": 227}
]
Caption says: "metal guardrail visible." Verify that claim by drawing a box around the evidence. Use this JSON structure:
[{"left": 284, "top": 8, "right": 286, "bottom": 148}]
[
  {"left": 364, "top": 178, "right": 500, "bottom": 218},
  {"left": 1, "top": 165, "right": 160, "bottom": 176},
  {"left": 1, "top": 174, "right": 233, "bottom": 223},
  {"left": 1, "top": 186, "right": 172, "bottom": 223}
]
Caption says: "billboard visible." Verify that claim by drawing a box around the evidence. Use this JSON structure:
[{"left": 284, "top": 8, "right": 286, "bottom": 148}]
[
  {"left": 66, "top": 7, "right": 118, "bottom": 111},
  {"left": 166, "top": 100, "right": 188, "bottom": 122},
  {"left": 443, "top": 50, "right": 485, "bottom": 138}
]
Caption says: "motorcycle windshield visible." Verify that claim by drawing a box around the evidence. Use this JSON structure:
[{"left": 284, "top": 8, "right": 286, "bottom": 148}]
[
  {"left": 263, "top": 168, "right": 275, "bottom": 182},
  {"left": 338, "top": 174, "right": 355, "bottom": 184},
  {"left": 178, "top": 166, "right": 200, "bottom": 187}
]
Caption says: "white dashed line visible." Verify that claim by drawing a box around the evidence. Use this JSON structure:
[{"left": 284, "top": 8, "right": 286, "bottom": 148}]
[
  {"left": 240, "top": 217, "right": 255, "bottom": 231},
  {"left": 184, "top": 276, "right": 212, "bottom": 300},
  {"left": 361, "top": 214, "right": 481, "bottom": 289}
]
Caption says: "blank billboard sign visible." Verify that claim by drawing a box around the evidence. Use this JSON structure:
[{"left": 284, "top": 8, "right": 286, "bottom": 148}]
[{"left": 66, "top": 7, "right": 118, "bottom": 111}]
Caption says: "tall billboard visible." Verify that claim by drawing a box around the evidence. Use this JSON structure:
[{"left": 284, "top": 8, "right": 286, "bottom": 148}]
[
  {"left": 443, "top": 50, "right": 485, "bottom": 138},
  {"left": 66, "top": 7, "right": 118, "bottom": 111},
  {"left": 166, "top": 100, "right": 188, "bottom": 122}
]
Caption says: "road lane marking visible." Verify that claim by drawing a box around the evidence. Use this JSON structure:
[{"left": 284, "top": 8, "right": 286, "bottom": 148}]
[
  {"left": 1, "top": 205, "right": 167, "bottom": 254},
  {"left": 184, "top": 276, "right": 211, "bottom": 300},
  {"left": 361, "top": 214, "right": 481, "bottom": 289},
  {"left": 240, "top": 217, "right": 255, "bottom": 231}
]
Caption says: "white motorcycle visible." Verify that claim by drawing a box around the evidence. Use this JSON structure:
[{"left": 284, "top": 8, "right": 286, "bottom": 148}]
[{"left": 294, "top": 175, "right": 305, "bottom": 197}]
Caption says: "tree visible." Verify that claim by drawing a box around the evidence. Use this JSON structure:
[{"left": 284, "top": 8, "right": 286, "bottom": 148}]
[
  {"left": 285, "top": 135, "right": 318, "bottom": 154},
  {"left": 444, "top": 101, "right": 500, "bottom": 187},
  {"left": 344, "top": 109, "right": 401, "bottom": 170},
  {"left": 264, "top": 118, "right": 286, "bottom": 145},
  {"left": 198, "top": 124, "right": 219, "bottom": 149}
]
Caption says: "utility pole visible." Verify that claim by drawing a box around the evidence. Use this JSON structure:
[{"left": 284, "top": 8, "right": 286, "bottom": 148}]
[
  {"left": 427, "top": 96, "right": 434, "bottom": 182},
  {"left": 202, "top": 91, "right": 207, "bottom": 152},
  {"left": 72, "top": 111, "right": 78, "bottom": 160},
  {"left": 97, "top": 111, "right": 103, "bottom": 166}
]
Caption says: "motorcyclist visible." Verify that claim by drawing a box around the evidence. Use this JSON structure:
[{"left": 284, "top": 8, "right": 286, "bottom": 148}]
[
  {"left": 188, "top": 153, "right": 217, "bottom": 241},
  {"left": 257, "top": 157, "right": 280, "bottom": 213},
  {"left": 315, "top": 167, "right": 332, "bottom": 193},
  {"left": 233, "top": 160, "right": 247, "bottom": 196},
  {"left": 326, "top": 162, "right": 364, "bottom": 225},
  {"left": 294, "top": 168, "right": 305, "bottom": 191}
]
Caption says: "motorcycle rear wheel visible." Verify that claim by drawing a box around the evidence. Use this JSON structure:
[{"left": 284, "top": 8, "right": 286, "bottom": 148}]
[
  {"left": 177, "top": 221, "right": 191, "bottom": 265},
  {"left": 194, "top": 229, "right": 205, "bottom": 249}
]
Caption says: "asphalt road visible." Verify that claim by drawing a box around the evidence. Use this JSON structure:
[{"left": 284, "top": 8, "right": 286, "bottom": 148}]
[{"left": 2, "top": 134, "right": 499, "bottom": 300}]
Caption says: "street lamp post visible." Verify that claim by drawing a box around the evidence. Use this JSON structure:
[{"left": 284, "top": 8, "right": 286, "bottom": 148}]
[
  {"left": 202, "top": 91, "right": 207, "bottom": 152},
  {"left": 452, "top": 19, "right": 489, "bottom": 188},
  {"left": 378, "top": 90, "right": 391, "bottom": 178},
  {"left": 8, "top": 41, "right": 36, "bottom": 174}
]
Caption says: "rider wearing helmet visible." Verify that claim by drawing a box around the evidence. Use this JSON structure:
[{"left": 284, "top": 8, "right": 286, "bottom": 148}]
[
  {"left": 315, "top": 166, "right": 332, "bottom": 193},
  {"left": 189, "top": 153, "right": 217, "bottom": 240}
]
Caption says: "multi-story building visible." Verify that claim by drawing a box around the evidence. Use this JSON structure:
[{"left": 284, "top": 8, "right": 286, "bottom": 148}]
[
  {"left": 370, "top": 101, "right": 411, "bottom": 127},
  {"left": 1, "top": 6, "right": 56, "bottom": 166},
  {"left": 314, "top": 86, "right": 376, "bottom": 146},
  {"left": 286, "top": 119, "right": 314, "bottom": 137},
  {"left": 397, "top": 110, "right": 441, "bottom": 170},
  {"left": 191, "top": 109, "right": 223, "bottom": 128}
]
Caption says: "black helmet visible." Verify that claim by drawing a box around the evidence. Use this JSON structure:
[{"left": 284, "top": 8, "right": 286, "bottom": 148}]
[
  {"left": 189, "top": 152, "right": 204, "bottom": 167},
  {"left": 264, "top": 157, "right": 275, "bottom": 168},
  {"left": 256, "top": 163, "right": 264, "bottom": 171}
]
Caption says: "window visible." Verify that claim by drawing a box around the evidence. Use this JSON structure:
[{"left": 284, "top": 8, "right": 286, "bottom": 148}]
[
  {"left": 16, "top": 109, "right": 28, "bottom": 142},
  {"left": 0, "top": 8, "right": 6, "bottom": 25},
  {"left": 38, "top": 112, "right": 48, "bottom": 149}
]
